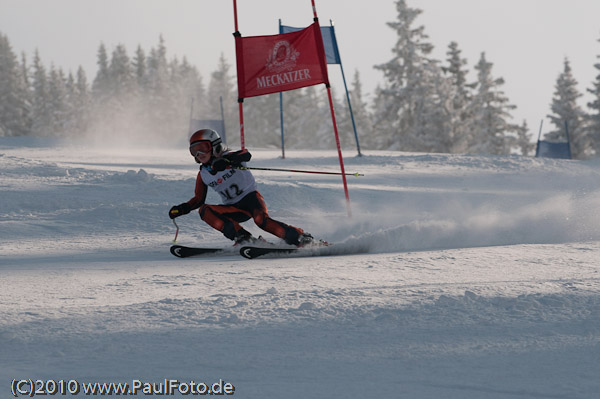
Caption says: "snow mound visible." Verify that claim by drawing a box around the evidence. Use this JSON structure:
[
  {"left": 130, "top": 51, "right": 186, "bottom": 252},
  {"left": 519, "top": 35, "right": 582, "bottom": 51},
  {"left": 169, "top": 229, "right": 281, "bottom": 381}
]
[{"left": 2, "top": 139, "right": 600, "bottom": 398}]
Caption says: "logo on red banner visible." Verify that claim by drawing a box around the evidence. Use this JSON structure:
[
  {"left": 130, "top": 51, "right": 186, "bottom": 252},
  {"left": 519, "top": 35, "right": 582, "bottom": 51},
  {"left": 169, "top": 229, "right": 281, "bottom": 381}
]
[{"left": 266, "top": 41, "right": 299, "bottom": 73}]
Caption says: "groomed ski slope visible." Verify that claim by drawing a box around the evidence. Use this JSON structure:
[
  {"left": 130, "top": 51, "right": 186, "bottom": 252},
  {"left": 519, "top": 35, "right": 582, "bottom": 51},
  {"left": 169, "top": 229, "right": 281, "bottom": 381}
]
[{"left": 1, "top": 136, "right": 600, "bottom": 398}]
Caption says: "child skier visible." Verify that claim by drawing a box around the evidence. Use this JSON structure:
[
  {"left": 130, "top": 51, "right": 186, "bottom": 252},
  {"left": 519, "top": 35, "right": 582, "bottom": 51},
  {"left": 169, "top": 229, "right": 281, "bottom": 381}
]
[{"left": 169, "top": 128, "right": 315, "bottom": 246}]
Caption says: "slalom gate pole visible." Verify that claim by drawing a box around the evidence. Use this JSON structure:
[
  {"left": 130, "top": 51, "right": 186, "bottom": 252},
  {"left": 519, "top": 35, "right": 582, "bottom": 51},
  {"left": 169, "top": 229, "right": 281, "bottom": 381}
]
[
  {"left": 312, "top": 0, "right": 353, "bottom": 218},
  {"left": 237, "top": 165, "right": 363, "bottom": 177},
  {"left": 325, "top": 85, "right": 352, "bottom": 217},
  {"left": 278, "top": 19, "right": 286, "bottom": 159},
  {"left": 232, "top": 0, "right": 245, "bottom": 150},
  {"left": 535, "top": 119, "right": 543, "bottom": 157},
  {"left": 330, "top": 20, "right": 362, "bottom": 157},
  {"left": 172, "top": 219, "right": 180, "bottom": 243}
]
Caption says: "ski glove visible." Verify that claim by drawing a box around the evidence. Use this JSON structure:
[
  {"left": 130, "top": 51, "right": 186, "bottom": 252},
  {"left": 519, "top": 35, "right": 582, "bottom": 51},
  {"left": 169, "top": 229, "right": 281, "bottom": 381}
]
[
  {"left": 169, "top": 203, "right": 191, "bottom": 219},
  {"left": 226, "top": 149, "right": 252, "bottom": 165},
  {"left": 209, "top": 150, "right": 252, "bottom": 175},
  {"left": 210, "top": 158, "right": 231, "bottom": 175}
]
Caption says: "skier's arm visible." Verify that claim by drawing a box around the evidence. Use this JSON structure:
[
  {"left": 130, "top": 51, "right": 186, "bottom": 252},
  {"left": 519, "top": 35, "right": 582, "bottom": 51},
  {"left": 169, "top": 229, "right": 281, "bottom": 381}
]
[
  {"left": 168, "top": 172, "right": 207, "bottom": 219},
  {"left": 189, "top": 172, "right": 208, "bottom": 208},
  {"left": 210, "top": 150, "right": 252, "bottom": 174},
  {"left": 226, "top": 149, "right": 252, "bottom": 165}
]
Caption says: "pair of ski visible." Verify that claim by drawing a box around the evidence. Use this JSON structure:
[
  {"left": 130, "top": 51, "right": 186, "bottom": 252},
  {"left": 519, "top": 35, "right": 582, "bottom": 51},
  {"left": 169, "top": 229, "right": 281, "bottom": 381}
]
[{"left": 170, "top": 243, "right": 329, "bottom": 259}]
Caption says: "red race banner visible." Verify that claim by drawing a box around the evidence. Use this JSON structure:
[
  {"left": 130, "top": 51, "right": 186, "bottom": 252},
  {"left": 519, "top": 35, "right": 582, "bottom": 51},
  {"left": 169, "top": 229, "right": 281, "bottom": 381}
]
[{"left": 235, "top": 22, "right": 329, "bottom": 99}]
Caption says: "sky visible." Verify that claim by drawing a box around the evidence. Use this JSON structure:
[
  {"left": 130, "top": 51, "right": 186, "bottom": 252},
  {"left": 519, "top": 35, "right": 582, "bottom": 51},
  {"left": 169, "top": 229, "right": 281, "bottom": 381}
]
[{"left": 1, "top": 0, "right": 600, "bottom": 139}]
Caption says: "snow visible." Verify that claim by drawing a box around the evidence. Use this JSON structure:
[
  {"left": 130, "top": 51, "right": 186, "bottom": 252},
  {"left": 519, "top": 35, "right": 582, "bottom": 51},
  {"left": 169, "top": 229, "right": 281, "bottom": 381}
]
[{"left": 1, "top": 136, "right": 600, "bottom": 398}]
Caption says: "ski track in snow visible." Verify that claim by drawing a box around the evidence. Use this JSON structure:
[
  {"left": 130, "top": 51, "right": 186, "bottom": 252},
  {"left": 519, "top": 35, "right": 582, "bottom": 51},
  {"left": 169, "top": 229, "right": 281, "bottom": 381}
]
[{"left": 1, "top": 137, "right": 600, "bottom": 398}]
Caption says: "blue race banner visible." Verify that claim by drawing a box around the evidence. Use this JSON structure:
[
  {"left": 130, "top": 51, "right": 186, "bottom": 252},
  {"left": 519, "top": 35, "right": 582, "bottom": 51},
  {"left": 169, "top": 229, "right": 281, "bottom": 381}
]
[{"left": 280, "top": 25, "right": 341, "bottom": 65}]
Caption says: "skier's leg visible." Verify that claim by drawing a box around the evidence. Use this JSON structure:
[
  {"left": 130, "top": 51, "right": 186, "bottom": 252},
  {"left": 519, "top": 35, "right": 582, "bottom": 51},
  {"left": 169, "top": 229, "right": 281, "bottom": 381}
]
[
  {"left": 199, "top": 204, "right": 252, "bottom": 241},
  {"left": 241, "top": 192, "right": 305, "bottom": 245}
]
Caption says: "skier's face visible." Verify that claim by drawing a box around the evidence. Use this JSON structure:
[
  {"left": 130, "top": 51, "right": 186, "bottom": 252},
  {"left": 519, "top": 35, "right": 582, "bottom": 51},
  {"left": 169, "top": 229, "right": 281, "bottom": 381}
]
[
  {"left": 195, "top": 151, "right": 211, "bottom": 164},
  {"left": 190, "top": 141, "right": 212, "bottom": 164}
]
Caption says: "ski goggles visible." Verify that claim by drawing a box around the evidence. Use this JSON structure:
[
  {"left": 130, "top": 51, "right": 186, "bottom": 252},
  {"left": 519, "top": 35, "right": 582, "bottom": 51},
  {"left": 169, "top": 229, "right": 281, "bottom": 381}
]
[{"left": 189, "top": 141, "right": 212, "bottom": 156}]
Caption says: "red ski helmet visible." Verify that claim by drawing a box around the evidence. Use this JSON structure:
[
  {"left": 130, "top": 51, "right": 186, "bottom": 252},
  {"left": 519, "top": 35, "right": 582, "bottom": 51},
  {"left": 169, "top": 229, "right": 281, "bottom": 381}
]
[{"left": 189, "top": 129, "right": 223, "bottom": 160}]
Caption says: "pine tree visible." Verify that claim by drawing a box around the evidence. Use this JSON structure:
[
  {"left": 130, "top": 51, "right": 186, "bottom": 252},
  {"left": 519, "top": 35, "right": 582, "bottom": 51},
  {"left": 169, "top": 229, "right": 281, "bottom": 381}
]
[
  {"left": 186, "top": 61, "right": 209, "bottom": 143},
  {"left": 132, "top": 45, "right": 147, "bottom": 89},
  {"left": 63, "top": 71, "right": 77, "bottom": 136},
  {"left": 108, "top": 44, "right": 135, "bottom": 101},
  {"left": 372, "top": 0, "right": 451, "bottom": 152},
  {"left": 348, "top": 70, "right": 371, "bottom": 150},
  {"left": 20, "top": 53, "right": 30, "bottom": 92},
  {"left": 46, "top": 66, "right": 69, "bottom": 136},
  {"left": 547, "top": 58, "right": 587, "bottom": 159},
  {"left": 370, "top": 84, "right": 389, "bottom": 149},
  {"left": 89, "top": 43, "right": 121, "bottom": 139},
  {"left": 147, "top": 36, "right": 170, "bottom": 101},
  {"left": 92, "top": 43, "right": 110, "bottom": 104},
  {"left": 108, "top": 44, "right": 140, "bottom": 136},
  {"left": 281, "top": 86, "right": 330, "bottom": 149},
  {"left": 30, "top": 50, "right": 52, "bottom": 136},
  {"left": 586, "top": 35, "right": 600, "bottom": 157},
  {"left": 170, "top": 56, "right": 205, "bottom": 139},
  {"left": 444, "top": 42, "right": 470, "bottom": 100},
  {"left": 412, "top": 61, "right": 454, "bottom": 153},
  {"left": 19, "top": 52, "right": 33, "bottom": 135},
  {"left": 279, "top": 88, "right": 310, "bottom": 149},
  {"left": 467, "top": 52, "right": 517, "bottom": 155},
  {"left": 207, "top": 54, "right": 237, "bottom": 145},
  {"left": 245, "top": 93, "right": 280, "bottom": 148},
  {"left": 0, "top": 32, "right": 31, "bottom": 136},
  {"left": 515, "top": 120, "right": 535, "bottom": 156},
  {"left": 310, "top": 86, "right": 335, "bottom": 150},
  {"left": 444, "top": 41, "right": 473, "bottom": 153},
  {"left": 325, "top": 86, "right": 352, "bottom": 150},
  {"left": 144, "top": 35, "right": 178, "bottom": 141},
  {"left": 69, "top": 66, "right": 91, "bottom": 136}
]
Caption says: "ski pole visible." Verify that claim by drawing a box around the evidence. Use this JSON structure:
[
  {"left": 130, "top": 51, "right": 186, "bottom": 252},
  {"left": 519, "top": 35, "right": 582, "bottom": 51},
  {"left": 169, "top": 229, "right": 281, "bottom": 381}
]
[
  {"left": 236, "top": 166, "right": 363, "bottom": 177},
  {"left": 172, "top": 219, "right": 180, "bottom": 243}
]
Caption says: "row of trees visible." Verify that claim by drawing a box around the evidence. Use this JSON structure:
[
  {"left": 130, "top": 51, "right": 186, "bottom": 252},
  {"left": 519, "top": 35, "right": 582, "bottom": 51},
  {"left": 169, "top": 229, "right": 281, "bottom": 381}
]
[
  {"left": 0, "top": 33, "right": 211, "bottom": 145},
  {"left": 370, "top": 0, "right": 600, "bottom": 159},
  {"left": 1, "top": 0, "right": 599, "bottom": 158},
  {"left": 545, "top": 57, "right": 600, "bottom": 159},
  {"left": 0, "top": 29, "right": 363, "bottom": 149}
]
